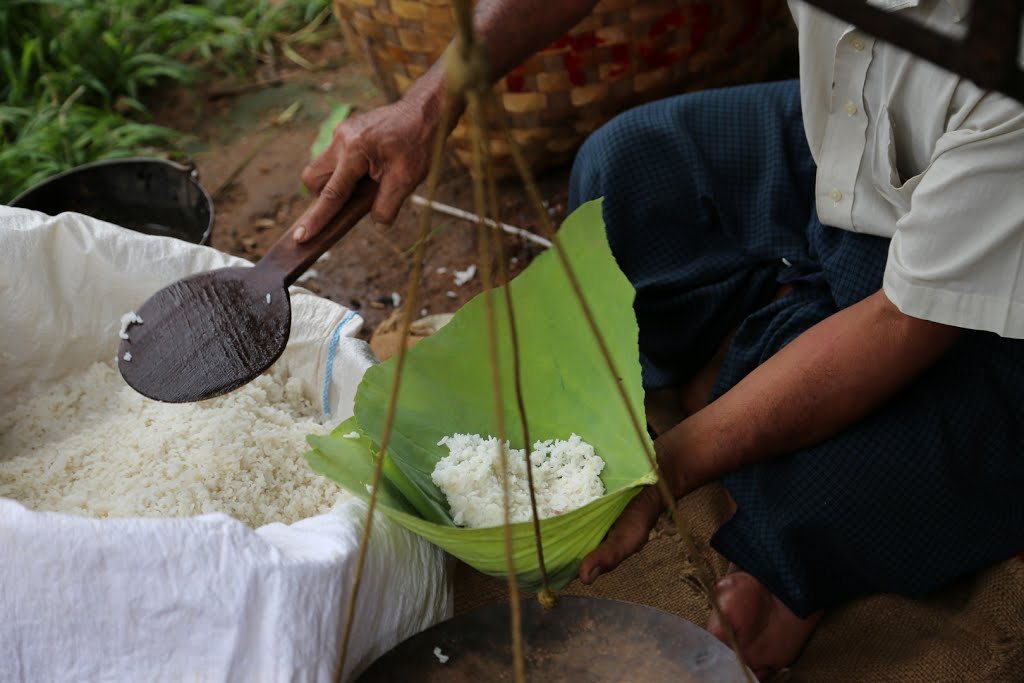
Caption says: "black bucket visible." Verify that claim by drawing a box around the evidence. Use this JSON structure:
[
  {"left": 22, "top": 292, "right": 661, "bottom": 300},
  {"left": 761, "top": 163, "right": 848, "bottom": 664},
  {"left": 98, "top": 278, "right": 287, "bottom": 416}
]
[{"left": 9, "top": 157, "right": 214, "bottom": 245}]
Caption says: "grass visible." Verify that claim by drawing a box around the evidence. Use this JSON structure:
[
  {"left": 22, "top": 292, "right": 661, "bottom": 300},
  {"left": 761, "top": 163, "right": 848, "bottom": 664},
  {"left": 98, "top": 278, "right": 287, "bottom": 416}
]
[{"left": 0, "top": 0, "right": 335, "bottom": 202}]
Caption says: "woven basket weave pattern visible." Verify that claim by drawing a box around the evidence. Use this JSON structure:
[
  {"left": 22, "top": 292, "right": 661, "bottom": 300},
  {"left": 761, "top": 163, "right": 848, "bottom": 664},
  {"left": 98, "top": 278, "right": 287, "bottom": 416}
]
[{"left": 334, "top": 0, "right": 794, "bottom": 174}]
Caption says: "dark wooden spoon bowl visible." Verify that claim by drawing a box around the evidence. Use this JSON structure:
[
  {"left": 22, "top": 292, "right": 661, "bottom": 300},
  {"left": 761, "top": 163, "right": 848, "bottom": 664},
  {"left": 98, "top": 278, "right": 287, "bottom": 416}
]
[{"left": 117, "top": 177, "right": 378, "bottom": 403}]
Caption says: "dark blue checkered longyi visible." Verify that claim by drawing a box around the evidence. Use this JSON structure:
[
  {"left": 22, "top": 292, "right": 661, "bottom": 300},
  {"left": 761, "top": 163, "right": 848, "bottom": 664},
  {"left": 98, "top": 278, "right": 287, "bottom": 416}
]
[{"left": 568, "top": 80, "right": 1024, "bottom": 617}]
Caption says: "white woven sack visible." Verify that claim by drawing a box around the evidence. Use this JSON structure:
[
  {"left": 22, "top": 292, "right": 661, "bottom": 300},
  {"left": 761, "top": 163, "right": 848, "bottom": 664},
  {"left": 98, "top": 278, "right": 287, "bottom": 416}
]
[{"left": 0, "top": 207, "right": 451, "bottom": 682}]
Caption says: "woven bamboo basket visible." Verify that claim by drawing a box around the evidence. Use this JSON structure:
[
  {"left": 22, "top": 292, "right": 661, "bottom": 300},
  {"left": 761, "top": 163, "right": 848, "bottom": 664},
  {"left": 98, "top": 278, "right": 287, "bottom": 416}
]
[{"left": 333, "top": 0, "right": 795, "bottom": 176}]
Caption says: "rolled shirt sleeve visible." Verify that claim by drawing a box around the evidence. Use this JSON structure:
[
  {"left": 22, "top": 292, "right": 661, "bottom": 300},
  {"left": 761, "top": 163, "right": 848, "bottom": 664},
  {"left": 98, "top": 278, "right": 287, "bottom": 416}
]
[{"left": 883, "top": 97, "right": 1024, "bottom": 338}]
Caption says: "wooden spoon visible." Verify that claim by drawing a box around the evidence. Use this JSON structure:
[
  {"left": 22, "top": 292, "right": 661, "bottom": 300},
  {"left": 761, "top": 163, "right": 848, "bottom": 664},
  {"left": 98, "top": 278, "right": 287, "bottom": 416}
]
[{"left": 117, "top": 177, "right": 378, "bottom": 403}]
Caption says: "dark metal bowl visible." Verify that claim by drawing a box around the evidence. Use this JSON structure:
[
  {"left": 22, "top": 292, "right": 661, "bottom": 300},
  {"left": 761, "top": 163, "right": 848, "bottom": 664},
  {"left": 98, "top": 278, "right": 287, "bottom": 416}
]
[
  {"left": 357, "top": 596, "right": 754, "bottom": 682},
  {"left": 9, "top": 157, "right": 214, "bottom": 245}
]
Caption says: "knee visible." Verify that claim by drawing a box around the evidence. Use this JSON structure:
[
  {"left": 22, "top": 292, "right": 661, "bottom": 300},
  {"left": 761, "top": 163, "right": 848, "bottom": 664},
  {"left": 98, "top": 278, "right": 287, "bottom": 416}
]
[
  {"left": 569, "top": 112, "right": 629, "bottom": 211},
  {"left": 568, "top": 101, "right": 683, "bottom": 211}
]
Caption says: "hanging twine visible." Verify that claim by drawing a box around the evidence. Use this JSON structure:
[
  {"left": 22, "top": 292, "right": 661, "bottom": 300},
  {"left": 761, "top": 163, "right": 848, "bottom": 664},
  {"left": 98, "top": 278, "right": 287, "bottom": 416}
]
[{"left": 335, "top": 1, "right": 753, "bottom": 680}]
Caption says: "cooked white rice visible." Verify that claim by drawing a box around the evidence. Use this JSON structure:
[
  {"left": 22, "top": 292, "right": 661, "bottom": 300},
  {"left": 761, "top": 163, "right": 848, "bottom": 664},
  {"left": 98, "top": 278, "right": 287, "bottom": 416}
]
[
  {"left": 0, "top": 362, "right": 347, "bottom": 528},
  {"left": 431, "top": 433, "right": 605, "bottom": 528},
  {"left": 118, "top": 311, "right": 143, "bottom": 340}
]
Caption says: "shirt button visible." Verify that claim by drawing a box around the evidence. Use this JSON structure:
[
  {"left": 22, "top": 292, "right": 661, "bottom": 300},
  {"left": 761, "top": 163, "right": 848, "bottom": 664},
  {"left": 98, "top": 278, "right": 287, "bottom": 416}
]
[
  {"left": 844, "top": 101, "right": 858, "bottom": 116},
  {"left": 851, "top": 36, "right": 865, "bottom": 51},
  {"left": 828, "top": 188, "right": 844, "bottom": 202}
]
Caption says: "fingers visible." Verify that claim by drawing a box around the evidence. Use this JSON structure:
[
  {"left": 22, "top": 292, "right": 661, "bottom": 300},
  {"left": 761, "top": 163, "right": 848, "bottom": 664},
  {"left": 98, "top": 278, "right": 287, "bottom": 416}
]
[
  {"left": 301, "top": 159, "right": 332, "bottom": 196},
  {"left": 371, "top": 167, "right": 414, "bottom": 224},
  {"left": 297, "top": 99, "right": 436, "bottom": 239},
  {"left": 295, "top": 155, "right": 368, "bottom": 243},
  {"left": 578, "top": 485, "right": 664, "bottom": 584}
]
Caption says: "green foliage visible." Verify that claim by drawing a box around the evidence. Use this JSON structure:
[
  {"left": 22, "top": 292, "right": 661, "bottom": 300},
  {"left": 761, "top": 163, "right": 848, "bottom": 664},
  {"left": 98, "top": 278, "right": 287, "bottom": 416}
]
[
  {"left": 0, "top": 98, "right": 182, "bottom": 200},
  {"left": 310, "top": 102, "right": 351, "bottom": 159},
  {"left": 1, "top": 0, "right": 333, "bottom": 202}
]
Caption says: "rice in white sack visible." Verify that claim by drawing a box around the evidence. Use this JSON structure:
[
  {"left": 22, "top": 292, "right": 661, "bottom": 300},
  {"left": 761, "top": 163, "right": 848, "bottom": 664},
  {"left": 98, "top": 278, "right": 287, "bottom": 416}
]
[
  {"left": 0, "top": 207, "right": 450, "bottom": 682},
  {"left": 0, "top": 363, "right": 341, "bottom": 527}
]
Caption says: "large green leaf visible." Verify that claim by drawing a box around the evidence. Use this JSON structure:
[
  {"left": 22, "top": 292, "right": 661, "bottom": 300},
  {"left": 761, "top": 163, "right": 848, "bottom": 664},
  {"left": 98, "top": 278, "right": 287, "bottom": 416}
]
[{"left": 306, "top": 199, "right": 657, "bottom": 591}]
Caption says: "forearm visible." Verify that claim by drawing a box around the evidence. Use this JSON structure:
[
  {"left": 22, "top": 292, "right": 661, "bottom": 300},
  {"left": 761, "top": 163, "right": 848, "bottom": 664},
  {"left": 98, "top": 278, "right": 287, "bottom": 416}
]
[
  {"left": 403, "top": 0, "right": 599, "bottom": 117},
  {"left": 657, "top": 289, "right": 962, "bottom": 495},
  {"left": 475, "top": 0, "right": 599, "bottom": 81}
]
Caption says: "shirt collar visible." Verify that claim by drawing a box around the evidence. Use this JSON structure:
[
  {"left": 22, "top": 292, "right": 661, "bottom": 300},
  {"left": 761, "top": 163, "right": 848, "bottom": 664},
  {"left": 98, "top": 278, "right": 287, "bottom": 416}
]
[{"left": 866, "top": 0, "right": 969, "bottom": 21}]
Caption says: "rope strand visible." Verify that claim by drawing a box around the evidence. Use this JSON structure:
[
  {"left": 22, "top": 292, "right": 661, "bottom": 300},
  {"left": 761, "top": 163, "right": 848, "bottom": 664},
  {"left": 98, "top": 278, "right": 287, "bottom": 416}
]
[
  {"left": 336, "top": 0, "right": 751, "bottom": 678},
  {"left": 450, "top": 0, "right": 527, "bottom": 678},
  {"left": 487, "top": 93, "right": 755, "bottom": 683},
  {"left": 332, "top": 100, "right": 452, "bottom": 683},
  {"left": 480, "top": 95, "right": 556, "bottom": 607},
  {"left": 466, "top": 88, "right": 527, "bottom": 683}
]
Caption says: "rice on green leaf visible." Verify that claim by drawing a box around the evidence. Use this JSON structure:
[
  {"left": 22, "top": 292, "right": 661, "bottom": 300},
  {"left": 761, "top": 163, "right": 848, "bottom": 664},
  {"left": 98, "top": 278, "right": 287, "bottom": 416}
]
[
  {"left": 305, "top": 199, "right": 657, "bottom": 591},
  {"left": 432, "top": 433, "right": 607, "bottom": 529}
]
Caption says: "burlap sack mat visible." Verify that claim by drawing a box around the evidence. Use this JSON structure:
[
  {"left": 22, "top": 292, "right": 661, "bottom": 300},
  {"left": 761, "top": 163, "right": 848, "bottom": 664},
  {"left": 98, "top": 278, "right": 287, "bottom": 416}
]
[{"left": 454, "top": 484, "right": 1024, "bottom": 681}]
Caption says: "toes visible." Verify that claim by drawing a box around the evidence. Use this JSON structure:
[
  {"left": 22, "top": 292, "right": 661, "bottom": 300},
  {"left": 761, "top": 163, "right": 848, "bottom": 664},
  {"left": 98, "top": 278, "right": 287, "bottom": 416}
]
[
  {"left": 708, "top": 573, "right": 761, "bottom": 646},
  {"left": 707, "top": 570, "right": 823, "bottom": 677}
]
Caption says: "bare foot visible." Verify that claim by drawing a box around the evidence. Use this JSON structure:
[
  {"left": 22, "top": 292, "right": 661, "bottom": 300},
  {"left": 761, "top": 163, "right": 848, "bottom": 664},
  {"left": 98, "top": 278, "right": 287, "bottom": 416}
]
[{"left": 706, "top": 570, "right": 822, "bottom": 680}]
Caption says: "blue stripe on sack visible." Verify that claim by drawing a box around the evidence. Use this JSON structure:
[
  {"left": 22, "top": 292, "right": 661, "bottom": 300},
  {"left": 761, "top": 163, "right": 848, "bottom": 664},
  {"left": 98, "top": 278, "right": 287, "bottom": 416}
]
[{"left": 322, "top": 310, "right": 358, "bottom": 416}]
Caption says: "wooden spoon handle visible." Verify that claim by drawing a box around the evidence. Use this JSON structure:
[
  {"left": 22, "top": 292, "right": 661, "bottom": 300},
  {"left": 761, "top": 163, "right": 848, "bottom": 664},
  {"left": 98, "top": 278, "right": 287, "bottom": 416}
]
[{"left": 257, "top": 177, "right": 379, "bottom": 286}]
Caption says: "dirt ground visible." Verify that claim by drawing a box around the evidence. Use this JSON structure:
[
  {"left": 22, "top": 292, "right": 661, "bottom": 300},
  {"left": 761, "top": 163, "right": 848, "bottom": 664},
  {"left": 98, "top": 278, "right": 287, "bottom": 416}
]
[{"left": 152, "top": 37, "right": 569, "bottom": 344}]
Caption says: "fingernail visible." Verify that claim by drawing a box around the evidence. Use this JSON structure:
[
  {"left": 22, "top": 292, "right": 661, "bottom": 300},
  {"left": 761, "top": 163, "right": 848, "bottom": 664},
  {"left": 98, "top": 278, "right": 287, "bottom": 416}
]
[
  {"left": 716, "top": 575, "right": 736, "bottom": 591},
  {"left": 293, "top": 226, "right": 306, "bottom": 242},
  {"left": 587, "top": 567, "right": 603, "bottom": 582}
]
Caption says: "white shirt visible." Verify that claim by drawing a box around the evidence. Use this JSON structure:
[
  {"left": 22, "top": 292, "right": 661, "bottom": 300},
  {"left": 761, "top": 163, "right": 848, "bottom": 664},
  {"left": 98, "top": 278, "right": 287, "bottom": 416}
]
[{"left": 791, "top": 0, "right": 1024, "bottom": 338}]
